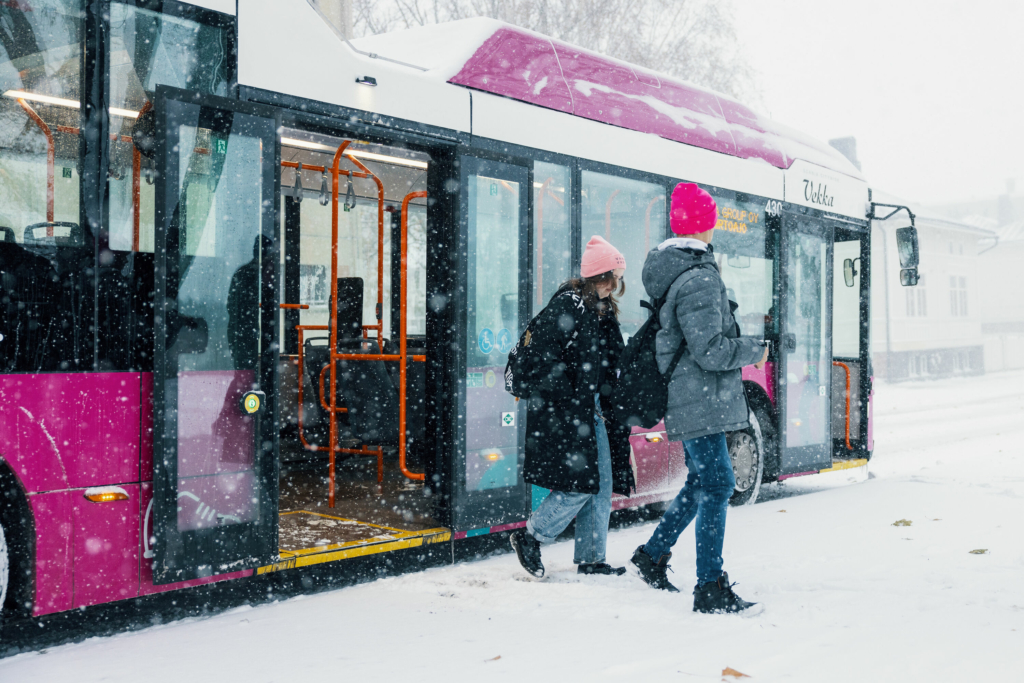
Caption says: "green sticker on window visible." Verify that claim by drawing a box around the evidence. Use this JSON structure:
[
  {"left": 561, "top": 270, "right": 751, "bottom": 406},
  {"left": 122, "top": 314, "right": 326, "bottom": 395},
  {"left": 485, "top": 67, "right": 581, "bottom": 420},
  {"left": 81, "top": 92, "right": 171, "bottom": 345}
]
[
  {"left": 62, "top": 167, "right": 72, "bottom": 178},
  {"left": 215, "top": 138, "right": 227, "bottom": 154},
  {"left": 466, "top": 372, "right": 484, "bottom": 388},
  {"left": 490, "top": 183, "right": 498, "bottom": 196}
]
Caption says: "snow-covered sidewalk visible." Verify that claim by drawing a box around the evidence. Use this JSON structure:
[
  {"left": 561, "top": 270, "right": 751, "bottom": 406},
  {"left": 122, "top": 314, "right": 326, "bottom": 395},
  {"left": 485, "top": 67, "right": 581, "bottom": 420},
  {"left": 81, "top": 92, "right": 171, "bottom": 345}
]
[{"left": 3, "top": 371, "right": 1023, "bottom": 681}]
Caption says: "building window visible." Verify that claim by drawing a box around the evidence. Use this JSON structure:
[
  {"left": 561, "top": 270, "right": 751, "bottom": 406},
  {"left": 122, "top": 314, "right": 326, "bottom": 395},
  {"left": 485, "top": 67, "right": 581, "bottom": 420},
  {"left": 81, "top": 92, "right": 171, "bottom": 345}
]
[
  {"left": 949, "top": 276, "right": 968, "bottom": 317},
  {"left": 906, "top": 274, "right": 926, "bottom": 317}
]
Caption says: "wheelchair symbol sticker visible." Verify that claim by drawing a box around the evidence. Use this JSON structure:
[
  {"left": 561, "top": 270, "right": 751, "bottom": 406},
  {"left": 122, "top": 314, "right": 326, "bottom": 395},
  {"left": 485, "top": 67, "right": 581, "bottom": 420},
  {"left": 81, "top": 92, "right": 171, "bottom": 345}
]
[
  {"left": 496, "top": 328, "right": 513, "bottom": 354},
  {"left": 478, "top": 328, "right": 495, "bottom": 354}
]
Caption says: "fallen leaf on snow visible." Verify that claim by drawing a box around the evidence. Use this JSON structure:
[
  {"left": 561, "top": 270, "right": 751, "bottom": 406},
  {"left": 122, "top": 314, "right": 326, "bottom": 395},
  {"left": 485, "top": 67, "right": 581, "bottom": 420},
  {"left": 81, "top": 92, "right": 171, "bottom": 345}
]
[
  {"left": 485, "top": 655, "right": 502, "bottom": 662},
  {"left": 892, "top": 519, "right": 912, "bottom": 527},
  {"left": 969, "top": 549, "right": 988, "bottom": 555},
  {"left": 722, "top": 667, "right": 751, "bottom": 679},
  {"left": 778, "top": 509, "right": 786, "bottom": 513}
]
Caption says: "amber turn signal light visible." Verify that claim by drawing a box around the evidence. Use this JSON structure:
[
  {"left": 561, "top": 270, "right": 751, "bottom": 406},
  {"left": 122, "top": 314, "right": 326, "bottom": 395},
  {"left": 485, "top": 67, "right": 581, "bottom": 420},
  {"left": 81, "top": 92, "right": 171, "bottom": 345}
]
[
  {"left": 644, "top": 433, "right": 664, "bottom": 443},
  {"left": 84, "top": 487, "right": 129, "bottom": 503}
]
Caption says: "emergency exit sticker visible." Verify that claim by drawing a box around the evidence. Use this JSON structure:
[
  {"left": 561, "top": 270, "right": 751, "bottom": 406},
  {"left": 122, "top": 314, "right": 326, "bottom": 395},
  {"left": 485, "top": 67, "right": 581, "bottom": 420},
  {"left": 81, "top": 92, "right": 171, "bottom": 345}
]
[{"left": 501, "top": 412, "right": 515, "bottom": 427}]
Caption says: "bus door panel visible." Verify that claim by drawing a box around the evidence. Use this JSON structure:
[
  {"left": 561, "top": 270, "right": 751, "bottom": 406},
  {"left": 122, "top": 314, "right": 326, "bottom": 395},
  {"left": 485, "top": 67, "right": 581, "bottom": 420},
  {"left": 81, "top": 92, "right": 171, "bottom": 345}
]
[
  {"left": 151, "top": 86, "right": 280, "bottom": 583},
  {"left": 778, "top": 214, "right": 833, "bottom": 473},
  {"left": 832, "top": 228, "right": 870, "bottom": 454},
  {"left": 452, "top": 156, "right": 530, "bottom": 531}
]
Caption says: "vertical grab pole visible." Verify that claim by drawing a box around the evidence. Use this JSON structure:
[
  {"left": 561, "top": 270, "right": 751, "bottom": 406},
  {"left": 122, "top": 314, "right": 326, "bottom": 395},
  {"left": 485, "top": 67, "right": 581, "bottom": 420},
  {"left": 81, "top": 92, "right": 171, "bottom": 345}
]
[
  {"left": 399, "top": 192, "right": 427, "bottom": 481},
  {"left": 328, "top": 140, "right": 353, "bottom": 507},
  {"left": 132, "top": 101, "right": 153, "bottom": 252},
  {"left": 18, "top": 99, "right": 55, "bottom": 227}
]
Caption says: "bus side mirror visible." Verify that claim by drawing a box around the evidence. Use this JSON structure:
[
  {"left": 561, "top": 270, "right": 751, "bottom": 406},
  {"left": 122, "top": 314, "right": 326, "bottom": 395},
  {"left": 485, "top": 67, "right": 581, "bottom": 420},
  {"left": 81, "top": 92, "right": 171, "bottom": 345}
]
[
  {"left": 895, "top": 227, "right": 919, "bottom": 268},
  {"left": 843, "top": 258, "right": 857, "bottom": 287},
  {"left": 900, "top": 268, "right": 919, "bottom": 287}
]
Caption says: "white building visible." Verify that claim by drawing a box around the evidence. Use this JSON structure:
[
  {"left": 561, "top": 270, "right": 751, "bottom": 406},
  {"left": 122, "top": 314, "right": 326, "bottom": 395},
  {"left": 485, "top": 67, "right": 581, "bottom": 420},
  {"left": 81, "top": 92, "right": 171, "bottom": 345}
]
[{"left": 870, "top": 194, "right": 993, "bottom": 381}]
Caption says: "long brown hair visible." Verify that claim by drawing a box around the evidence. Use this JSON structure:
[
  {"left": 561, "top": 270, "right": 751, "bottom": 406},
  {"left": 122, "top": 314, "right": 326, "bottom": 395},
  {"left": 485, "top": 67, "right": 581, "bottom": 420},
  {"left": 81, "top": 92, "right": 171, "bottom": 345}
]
[{"left": 558, "top": 270, "right": 625, "bottom": 317}]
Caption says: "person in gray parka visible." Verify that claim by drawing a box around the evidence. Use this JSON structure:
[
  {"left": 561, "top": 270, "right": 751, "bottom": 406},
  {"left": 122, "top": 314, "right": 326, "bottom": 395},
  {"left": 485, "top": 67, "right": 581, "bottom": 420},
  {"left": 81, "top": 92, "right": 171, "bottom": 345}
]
[{"left": 628, "top": 183, "right": 768, "bottom": 614}]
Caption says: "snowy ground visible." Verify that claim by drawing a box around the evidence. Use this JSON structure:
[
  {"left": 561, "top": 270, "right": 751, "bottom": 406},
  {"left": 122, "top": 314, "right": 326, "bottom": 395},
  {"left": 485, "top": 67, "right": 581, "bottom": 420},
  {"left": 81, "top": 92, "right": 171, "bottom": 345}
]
[{"left": 3, "top": 371, "right": 1023, "bottom": 681}]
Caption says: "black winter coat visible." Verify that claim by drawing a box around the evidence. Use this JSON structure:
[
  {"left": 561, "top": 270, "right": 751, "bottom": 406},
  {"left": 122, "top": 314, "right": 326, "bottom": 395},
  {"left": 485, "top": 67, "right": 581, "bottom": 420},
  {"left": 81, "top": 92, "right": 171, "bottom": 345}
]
[{"left": 521, "top": 287, "right": 636, "bottom": 496}]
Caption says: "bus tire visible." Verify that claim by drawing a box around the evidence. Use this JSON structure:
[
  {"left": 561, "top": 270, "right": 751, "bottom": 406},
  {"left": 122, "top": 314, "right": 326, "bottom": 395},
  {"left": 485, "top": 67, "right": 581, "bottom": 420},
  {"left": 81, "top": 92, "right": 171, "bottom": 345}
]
[
  {"left": 0, "top": 518, "right": 8, "bottom": 632},
  {"left": 728, "top": 409, "right": 765, "bottom": 506}
]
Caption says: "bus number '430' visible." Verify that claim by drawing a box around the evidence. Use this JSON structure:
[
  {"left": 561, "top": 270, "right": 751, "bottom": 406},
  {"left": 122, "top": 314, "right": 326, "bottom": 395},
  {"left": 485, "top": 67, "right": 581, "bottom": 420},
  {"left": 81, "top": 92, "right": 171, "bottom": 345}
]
[{"left": 765, "top": 199, "right": 783, "bottom": 217}]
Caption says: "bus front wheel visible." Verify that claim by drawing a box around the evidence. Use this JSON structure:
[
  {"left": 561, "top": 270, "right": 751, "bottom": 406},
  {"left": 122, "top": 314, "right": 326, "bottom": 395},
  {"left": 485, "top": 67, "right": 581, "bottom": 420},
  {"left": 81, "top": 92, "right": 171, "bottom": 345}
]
[
  {"left": 0, "top": 518, "right": 8, "bottom": 631},
  {"left": 728, "top": 409, "right": 765, "bottom": 506}
]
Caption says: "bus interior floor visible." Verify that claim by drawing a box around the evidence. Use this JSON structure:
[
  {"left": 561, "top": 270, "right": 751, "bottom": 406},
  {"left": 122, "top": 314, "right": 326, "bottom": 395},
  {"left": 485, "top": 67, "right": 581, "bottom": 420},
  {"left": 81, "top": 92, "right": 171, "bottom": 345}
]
[{"left": 277, "top": 459, "right": 442, "bottom": 554}]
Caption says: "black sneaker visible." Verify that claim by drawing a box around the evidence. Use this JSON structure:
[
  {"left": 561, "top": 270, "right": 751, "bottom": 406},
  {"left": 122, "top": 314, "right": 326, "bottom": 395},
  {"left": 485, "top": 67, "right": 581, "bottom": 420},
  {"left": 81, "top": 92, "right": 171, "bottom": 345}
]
[
  {"left": 510, "top": 529, "right": 545, "bottom": 578},
  {"left": 629, "top": 546, "right": 679, "bottom": 592},
  {"left": 692, "top": 571, "right": 757, "bottom": 614},
  {"left": 577, "top": 562, "right": 627, "bottom": 576}
]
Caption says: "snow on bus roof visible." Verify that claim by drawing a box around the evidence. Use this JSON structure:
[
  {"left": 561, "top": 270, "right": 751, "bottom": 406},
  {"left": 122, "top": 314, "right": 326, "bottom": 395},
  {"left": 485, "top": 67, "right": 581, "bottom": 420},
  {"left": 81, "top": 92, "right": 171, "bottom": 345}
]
[{"left": 352, "top": 18, "right": 864, "bottom": 181}]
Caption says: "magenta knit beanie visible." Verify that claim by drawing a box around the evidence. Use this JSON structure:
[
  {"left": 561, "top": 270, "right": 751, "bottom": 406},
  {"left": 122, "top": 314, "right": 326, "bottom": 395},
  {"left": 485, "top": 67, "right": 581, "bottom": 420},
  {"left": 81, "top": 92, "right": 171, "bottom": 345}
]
[
  {"left": 670, "top": 183, "right": 718, "bottom": 235},
  {"left": 580, "top": 235, "right": 626, "bottom": 278}
]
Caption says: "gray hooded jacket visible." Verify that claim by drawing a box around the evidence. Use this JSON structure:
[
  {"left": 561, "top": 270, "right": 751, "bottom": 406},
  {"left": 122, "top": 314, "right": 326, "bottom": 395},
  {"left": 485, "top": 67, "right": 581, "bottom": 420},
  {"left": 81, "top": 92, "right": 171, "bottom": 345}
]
[{"left": 641, "top": 243, "right": 765, "bottom": 442}]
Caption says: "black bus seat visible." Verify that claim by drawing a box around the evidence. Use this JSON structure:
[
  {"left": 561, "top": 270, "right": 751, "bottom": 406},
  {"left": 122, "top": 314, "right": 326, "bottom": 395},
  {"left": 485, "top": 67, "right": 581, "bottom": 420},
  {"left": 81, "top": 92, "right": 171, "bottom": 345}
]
[{"left": 336, "top": 276, "right": 363, "bottom": 343}]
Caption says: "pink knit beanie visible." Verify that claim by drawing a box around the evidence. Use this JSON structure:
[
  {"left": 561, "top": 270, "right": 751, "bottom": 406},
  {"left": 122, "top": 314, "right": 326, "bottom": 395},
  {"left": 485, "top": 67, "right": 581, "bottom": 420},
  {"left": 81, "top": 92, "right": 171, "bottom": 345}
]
[
  {"left": 670, "top": 183, "right": 718, "bottom": 235},
  {"left": 580, "top": 235, "right": 626, "bottom": 278}
]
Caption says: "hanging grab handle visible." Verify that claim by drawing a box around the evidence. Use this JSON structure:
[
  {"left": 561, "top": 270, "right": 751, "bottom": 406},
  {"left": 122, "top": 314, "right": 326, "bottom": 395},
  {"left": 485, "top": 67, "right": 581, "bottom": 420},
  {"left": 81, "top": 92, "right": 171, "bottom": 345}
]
[
  {"left": 344, "top": 176, "right": 356, "bottom": 211},
  {"left": 319, "top": 168, "right": 330, "bottom": 206},
  {"left": 293, "top": 162, "right": 304, "bottom": 203}
]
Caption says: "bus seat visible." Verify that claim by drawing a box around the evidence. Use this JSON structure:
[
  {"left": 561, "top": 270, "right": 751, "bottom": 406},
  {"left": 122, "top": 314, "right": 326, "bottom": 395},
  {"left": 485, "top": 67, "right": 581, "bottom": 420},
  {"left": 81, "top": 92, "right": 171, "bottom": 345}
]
[
  {"left": 381, "top": 337, "right": 427, "bottom": 464},
  {"left": 22, "top": 222, "right": 85, "bottom": 248},
  {"left": 337, "top": 338, "right": 399, "bottom": 445},
  {"left": 336, "top": 277, "right": 363, "bottom": 343}
]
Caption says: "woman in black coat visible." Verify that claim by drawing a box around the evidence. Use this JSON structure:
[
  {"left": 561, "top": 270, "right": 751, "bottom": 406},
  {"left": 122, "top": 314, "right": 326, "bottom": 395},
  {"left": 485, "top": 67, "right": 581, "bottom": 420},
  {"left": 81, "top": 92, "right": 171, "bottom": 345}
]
[{"left": 509, "top": 236, "right": 635, "bottom": 578}]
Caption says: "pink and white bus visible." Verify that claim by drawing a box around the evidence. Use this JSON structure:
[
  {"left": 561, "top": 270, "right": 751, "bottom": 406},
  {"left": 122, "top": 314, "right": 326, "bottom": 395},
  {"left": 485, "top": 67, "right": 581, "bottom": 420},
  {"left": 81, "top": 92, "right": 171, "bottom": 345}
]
[{"left": 0, "top": 0, "right": 920, "bottom": 633}]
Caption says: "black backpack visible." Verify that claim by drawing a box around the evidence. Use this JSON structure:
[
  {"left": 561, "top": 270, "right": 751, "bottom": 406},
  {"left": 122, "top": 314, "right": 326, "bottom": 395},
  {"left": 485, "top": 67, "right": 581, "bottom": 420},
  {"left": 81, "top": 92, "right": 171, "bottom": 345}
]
[
  {"left": 504, "top": 314, "right": 550, "bottom": 399},
  {"left": 609, "top": 265, "right": 705, "bottom": 428}
]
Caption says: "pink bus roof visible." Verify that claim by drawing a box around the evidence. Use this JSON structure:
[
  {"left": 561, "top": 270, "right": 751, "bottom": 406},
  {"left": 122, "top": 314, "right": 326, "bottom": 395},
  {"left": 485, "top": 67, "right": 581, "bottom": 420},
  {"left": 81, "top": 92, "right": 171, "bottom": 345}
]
[{"left": 443, "top": 23, "right": 862, "bottom": 179}]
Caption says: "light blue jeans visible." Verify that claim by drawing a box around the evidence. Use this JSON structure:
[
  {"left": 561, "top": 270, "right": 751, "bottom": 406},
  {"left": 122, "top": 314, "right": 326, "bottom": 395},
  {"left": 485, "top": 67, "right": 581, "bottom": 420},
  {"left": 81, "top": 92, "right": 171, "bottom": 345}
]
[{"left": 526, "top": 395, "right": 613, "bottom": 564}]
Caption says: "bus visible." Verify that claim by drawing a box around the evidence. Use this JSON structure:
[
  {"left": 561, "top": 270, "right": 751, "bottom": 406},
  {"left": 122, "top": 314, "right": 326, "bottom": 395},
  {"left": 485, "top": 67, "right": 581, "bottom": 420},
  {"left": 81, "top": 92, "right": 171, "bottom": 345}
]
[{"left": 0, "top": 0, "right": 921, "bottom": 626}]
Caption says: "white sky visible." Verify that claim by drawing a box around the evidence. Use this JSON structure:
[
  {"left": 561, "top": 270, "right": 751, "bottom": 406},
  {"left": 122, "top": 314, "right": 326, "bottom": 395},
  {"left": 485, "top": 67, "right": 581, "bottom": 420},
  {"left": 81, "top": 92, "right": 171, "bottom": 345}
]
[{"left": 732, "top": 0, "right": 1024, "bottom": 205}]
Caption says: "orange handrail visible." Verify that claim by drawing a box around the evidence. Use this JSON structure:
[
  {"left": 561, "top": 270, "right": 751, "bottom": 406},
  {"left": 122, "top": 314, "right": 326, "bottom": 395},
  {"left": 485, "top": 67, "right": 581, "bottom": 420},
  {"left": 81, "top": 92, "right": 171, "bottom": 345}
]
[
  {"left": 832, "top": 360, "right": 852, "bottom": 451},
  {"left": 18, "top": 99, "right": 54, "bottom": 227},
  {"left": 132, "top": 100, "right": 153, "bottom": 251},
  {"left": 286, "top": 143, "right": 426, "bottom": 504},
  {"left": 399, "top": 191, "right": 428, "bottom": 481}
]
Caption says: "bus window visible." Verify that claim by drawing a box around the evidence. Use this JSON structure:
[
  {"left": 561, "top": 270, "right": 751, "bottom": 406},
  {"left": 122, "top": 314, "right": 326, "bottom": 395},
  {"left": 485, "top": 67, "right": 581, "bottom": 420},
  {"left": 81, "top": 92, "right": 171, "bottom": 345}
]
[
  {"left": 711, "top": 196, "right": 772, "bottom": 338},
  {"left": 107, "top": 1, "right": 233, "bottom": 253},
  {"left": 533, "top": 162, "right": 571, "bottom": 311},
  {"left": 0, "top": 0, "right": 91, "bottom": 373},
  {"left": 581, "top": 171, "right": 666, "bottom": 338},
  {"left": 833, "top": 237, "right": 861, "bottom": 357}
]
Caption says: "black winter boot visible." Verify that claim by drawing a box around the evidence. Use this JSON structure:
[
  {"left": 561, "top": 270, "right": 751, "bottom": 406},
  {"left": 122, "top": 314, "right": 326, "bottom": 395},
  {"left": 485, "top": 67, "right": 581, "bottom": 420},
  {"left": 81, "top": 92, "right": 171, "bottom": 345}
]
[
  {"left": 692, "top": 572, "right": 757, "bottom": 614},
  {"left": 629, "top": 546, "right": 679, "bottom": 592},
  {"left": 577, "top": 562, "right": 627, "bottom": 576},
  {"left": 510, "top": 529, "right": 545, "bottom": 578}
]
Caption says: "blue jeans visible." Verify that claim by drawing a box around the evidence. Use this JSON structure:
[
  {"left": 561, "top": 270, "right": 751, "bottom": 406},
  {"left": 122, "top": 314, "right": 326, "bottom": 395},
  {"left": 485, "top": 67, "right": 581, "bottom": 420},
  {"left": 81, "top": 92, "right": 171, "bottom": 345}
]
[
  {"left": 526, "top": 395, "right": 613, "bottom": 564},
  {"left": 642, "top": 432, "right": 735, "bottom": 585}
]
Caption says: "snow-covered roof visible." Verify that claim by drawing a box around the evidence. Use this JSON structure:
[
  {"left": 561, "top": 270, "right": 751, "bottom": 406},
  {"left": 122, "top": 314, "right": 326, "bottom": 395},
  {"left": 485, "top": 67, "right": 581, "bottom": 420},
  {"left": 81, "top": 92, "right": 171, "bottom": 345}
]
[{"left": 353, "top": 19, "right": 864, "bottom": 181}]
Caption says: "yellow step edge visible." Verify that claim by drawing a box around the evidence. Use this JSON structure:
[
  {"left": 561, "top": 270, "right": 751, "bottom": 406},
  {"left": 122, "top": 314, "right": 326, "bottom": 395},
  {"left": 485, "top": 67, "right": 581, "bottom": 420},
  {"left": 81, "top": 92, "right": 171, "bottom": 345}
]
[
  {"left": 819, "top": 458, "right": 868, "bottom": 474},
  {"left": 286, "top": 526, "right": 448, "bottom": 558},
  {"left": 258, "top": 529, "right": 451, "bottom": 574}
]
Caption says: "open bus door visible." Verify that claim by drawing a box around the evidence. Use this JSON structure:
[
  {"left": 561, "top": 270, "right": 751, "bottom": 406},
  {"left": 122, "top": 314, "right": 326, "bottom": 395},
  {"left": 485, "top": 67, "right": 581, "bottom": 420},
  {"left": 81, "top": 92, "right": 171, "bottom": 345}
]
[
  {"left": 151, "top": 86, "right": 281, "bottom": 583},
  {"left": 777, "top": 213, "right": 834, "bottom": 474},
  {"left": 451, "top": 156, "right": 531, "bottom": 531}
]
